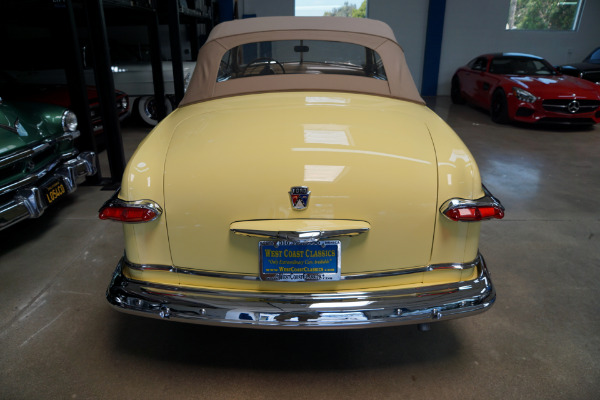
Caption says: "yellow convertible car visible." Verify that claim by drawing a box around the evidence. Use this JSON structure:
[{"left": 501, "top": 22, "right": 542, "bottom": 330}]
[{"left": 99, "top": 17, "right": 504, "bottom": 329}]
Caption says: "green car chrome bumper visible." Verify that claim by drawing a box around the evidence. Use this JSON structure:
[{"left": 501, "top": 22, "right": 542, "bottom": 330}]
[
  {"left": 0, "top": 151, "right": 97, "bottom": 230},
  {"left": 106, "top": 253, "right": 496, "bottom": 330}
]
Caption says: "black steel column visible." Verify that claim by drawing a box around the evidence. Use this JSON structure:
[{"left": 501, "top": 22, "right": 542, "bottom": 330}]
[
  {"left": 61, "top": 0, "right": 102, "bottom": 182},
  {"left": 168, "top": 0, "right": 185, "bottom": 107},
  {"left": 147, "top": 11, "right": 167, "bottom": 121},
  {"left": 84, "top": 0, "right": 126, "bottom": 184},
  {"left": 186, "top": 0, "right": 199, "bottom": 61}
]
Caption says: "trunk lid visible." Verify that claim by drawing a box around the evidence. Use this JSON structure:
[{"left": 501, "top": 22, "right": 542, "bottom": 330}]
[{"left": 164, "top": 93, "right": 438, "bottom": 275}]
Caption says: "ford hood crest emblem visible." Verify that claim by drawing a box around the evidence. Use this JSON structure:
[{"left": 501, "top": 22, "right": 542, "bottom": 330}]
[{"left": 289, "top": 186, "right": 310, "bottom": 210}]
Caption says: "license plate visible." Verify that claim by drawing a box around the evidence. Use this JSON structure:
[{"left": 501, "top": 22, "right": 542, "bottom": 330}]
[
  {"left": 43, "top": 180, "right": 67, "bottom": 205},
  {"left": 259, "top": 240, "right": 341, "bottom": 282}
]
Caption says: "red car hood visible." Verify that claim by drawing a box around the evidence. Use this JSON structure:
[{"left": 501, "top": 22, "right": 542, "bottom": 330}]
[
  {"left": 19, "top": 86, "right": 98, "bottom": 107},
  {"left": 509, "top": 75, "right": 600, "bottom": 100}
]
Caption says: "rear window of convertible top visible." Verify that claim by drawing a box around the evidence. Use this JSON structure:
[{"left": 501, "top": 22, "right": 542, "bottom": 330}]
[{"left": 217, "top": 40, "right": 387, "bottom": 81}]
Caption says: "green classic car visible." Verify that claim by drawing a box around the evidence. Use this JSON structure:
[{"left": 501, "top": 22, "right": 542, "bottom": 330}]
[{"left": 0, "top": 97, "right": 97, "bottom": 230}]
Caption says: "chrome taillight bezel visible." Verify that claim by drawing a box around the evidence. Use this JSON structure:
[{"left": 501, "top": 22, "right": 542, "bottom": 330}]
[
  {"left": 440, "top": 185, "right": 505, "bottom": 222},
  {"left": 98, "top": 188, "right": 163, "bottom": 223}
]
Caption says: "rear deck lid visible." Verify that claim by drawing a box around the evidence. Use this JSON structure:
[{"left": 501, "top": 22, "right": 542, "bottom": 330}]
[{"left": 163, "top": 92, "right": 438, "bottom": 275}]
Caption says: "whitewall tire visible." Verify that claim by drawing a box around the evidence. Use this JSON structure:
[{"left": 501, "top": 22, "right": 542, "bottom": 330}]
[{"left": 137, "top": 96, "right": 173, "bottom": 126}]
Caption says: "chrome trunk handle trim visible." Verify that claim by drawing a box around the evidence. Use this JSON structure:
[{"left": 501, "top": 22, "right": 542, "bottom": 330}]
[{"left": 230, "top": 227, "right": 369, "bottom": 242}]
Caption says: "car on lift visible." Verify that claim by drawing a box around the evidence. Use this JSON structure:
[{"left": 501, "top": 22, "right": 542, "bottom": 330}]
[
  {"left": 556, "top": 47, "right": 600, "bottom": 85},
  {"left": 108, "top": 41, "right": 195, "bottom": 126},
  {"left": 100, "top": 17, "right": 504, "bottom": 330},
  {"left": 111, "top": 60, "right": 194, "bottom": 126},
  {"left": 451, "top": 53, "right": 600, "bottom": 125},
  {"left": 1, "top": 70, "right": 130, "bottom": 134},
  {"left": 0, "top": 96, "right": 97, "bottom": 230}
]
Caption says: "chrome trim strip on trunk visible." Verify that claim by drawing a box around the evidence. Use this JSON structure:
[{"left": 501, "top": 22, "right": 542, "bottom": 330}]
[
  {"left": 123, "top": 256, "right": 480, "bottom": 281},
  {"left": 106, "top": 253, "right": 495, "bottom": 329},
  {"left": 230, "top": 227, "right": 369, "bottom": 242}
]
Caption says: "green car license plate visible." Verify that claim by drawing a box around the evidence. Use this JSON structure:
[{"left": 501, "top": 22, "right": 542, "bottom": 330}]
[
  {"left": 259, "top": 240, "right": 341, "bottom": 282},
  {"left": 43, "top": 179, "right": 67, "bottom": 205}
]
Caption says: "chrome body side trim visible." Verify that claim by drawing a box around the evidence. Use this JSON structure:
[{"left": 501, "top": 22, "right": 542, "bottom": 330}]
[
  {"left": 106, "top": 253, "right": 495, "bottom": 329},
  {"left": 0, "top": 152, "right": 97, "bottom": 230},
  {"left": 0, "top": 132, "right": 79, "bottom": 169},
  {"left": 123, "top": 256, "right": 480, "bottom": 281},
  {"left": 439, "top": 185, "right": 505, "bottom": 221}
]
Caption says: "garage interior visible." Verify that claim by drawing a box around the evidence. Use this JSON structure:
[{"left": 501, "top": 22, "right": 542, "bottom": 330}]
[{"left": 1, "top": 1, "right": 599, "bottom": 399}]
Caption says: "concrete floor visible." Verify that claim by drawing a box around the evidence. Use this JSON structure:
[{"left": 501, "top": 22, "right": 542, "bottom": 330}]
[{"left": 1, "top": 97, "right": 599, "bottom": 399}]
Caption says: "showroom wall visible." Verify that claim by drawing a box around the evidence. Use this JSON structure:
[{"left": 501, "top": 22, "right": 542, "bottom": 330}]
[
  {"left": 233, "top": 0, "right": 600, "bottom": 95},
  {"left": 367, "top": 0, "right": 429, "bottom": 93},
  {"left": 438, "top": 0, "right": 600, "bottom": 95}
]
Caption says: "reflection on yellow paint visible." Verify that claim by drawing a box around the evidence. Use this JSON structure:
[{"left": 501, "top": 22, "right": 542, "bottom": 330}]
[
  {"left": 305, "top": 96, "right": 350, "bottom": 105},
  {"left": 449, "top": 149, "right": 470, "bottom": 163},
  {"left": 438, "top": 162, "right": 457, "bottom": 168},
  {"left": 303, "top": 124, "right": 351, "bottom": 146},
  {"left": 304, "top": 165, "right": 345, "bottom": 182},
  {"left": 135, "top": 162, "right": 149, "bottom": 173},
  {"left": 292, "top": 147, "right": 431, "bottom": 164}
]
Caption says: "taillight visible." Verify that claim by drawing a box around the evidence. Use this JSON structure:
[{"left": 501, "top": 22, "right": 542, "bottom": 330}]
[
  {"left": 99, "top": 206, "right": 159, "bottom": 222},
  {"left": 440, "top": 185, "right": 505, "bottom": 222},
  {"left": 443, "top": 205, "right": 504, "bottom": 222},
  {"left": 99, "top": 190, "right": 162, "bottom": 223}
]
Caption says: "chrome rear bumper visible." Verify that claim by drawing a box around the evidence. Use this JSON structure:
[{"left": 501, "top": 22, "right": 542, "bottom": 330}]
[
  {"left": 0, "top": 152, "right": 97, "bottom": 230},
  {"left": 106, "top": 254, "right": 496, "bottom": 329}
]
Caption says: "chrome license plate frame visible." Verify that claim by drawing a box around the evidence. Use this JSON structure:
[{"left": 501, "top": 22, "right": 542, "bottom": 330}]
[{"left": 259, "top": 240, "right": 341, "bottom": 282}]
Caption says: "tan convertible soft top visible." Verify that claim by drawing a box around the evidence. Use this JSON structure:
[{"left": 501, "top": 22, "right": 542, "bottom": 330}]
[{"left": 180, "top": 16, "right": 424, "bottom": 106}]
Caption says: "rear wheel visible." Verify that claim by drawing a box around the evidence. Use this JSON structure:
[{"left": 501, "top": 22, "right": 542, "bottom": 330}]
[
  {"left": 490, "top": 90, "right": 509, "bottom": 124},
  {"left": 451, "top": 76, "right": 466, "bottom": 104}
]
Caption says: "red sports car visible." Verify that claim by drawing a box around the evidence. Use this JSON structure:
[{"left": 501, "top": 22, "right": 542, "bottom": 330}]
[{"left": 451, "top": 53, "right": 600, "bottom": 125}]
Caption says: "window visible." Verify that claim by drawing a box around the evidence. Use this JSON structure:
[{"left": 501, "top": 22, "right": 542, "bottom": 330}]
[
  {"left": 506, "top": 0, "right": 584, "bottom": 31},
  {"left": 295, "top": 1, "right": 366, "bottom": 18},
  {"left": 584, "top": 48, "right": 600, "bottom": 64},
  {"left": 469, "top": 57, "right": 488, "bottom": 72},
  {"left": 218, "top": 40, "right": 386, "bottom": 82},
  {"left": 489, "top": 56, "right": 556, "bottom": 75}
]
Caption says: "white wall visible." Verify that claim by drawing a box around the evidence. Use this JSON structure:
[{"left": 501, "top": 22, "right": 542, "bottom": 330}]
[
  {"left": 438, "top": 0, "right": 600, "bottom": 95},
  {"left": 368, "top": 0, "right": 429, "bottom": 92}
]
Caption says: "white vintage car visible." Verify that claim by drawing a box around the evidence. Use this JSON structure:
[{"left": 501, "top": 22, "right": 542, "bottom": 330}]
[
  {"left": 100, "top": 17, "right": 504, "bottom": 330},
  {"left": 110, "top": 61, "right": 195, "bottom": 126}
]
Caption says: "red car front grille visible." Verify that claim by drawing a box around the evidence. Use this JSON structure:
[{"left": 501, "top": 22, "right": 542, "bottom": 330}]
[{"left": 542, "top": 99, "right": 600, "bottom": 114}]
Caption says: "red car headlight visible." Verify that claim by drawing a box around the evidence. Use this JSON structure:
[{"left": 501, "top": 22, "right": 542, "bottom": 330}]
[{"left": 512, "top": 87, "right": 537, "bottom": 103}]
